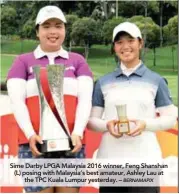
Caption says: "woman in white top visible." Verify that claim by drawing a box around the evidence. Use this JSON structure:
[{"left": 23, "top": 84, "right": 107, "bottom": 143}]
[
  {"left": 88, "top": 22, "right": 177, "bottom": 193},
  {"left": 7, "top": 5, "right": 93, "bottom": 193}
]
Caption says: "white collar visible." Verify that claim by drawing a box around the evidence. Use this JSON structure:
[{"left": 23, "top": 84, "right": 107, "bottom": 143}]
[
  {"left": 120, "top": 61, "right": 142, "bottom": 72},
  {"left": 34, "top": 45, "right": 69, "bottom": 59}
]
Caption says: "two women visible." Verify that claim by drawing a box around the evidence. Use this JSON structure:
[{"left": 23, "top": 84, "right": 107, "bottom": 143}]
[{"left": 7, "top": 5, "right": 176, "bottom": 193}]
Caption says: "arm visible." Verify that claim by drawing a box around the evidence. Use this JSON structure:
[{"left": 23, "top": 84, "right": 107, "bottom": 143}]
[
  {"left": 72, "top": 76, "right": 93, "bottom": 137},
  {"left": 72, "top": 55, "right": 93, "bottom": 137},
  {"left": 144, "top": 105, "right": 177, "bottom": 131},
  {"left": 88, "top": 106, "right": 108, "bottom": 132},
  {"left": 7, "top": 56, "right": 42, "bottom": 156},
  {"left": 144, "top": 77, "right": 177, "bottom": 131},
  {"left": 7, "top": 79, "right": 35, "bottom": 139},
  {"left": 128, "top": 78, "right": 177, "bottom": 136},
  {"left": 87, "top": 79, "right": 107, "bottom": 132},
  {"left": 7, "top": 56, "right": 35, "bottom": 139},
  {"left": 88, "top": 106, "right": 123, "bottom": 138},
  {"left": 70, "top": 55, "right": 93, "bottom": 152},
  {"left": 87, "top": 80, "right": 121, "bottom": 138},
  {"left": 128, "top": 106, "right": 177, "bottom": 136}
]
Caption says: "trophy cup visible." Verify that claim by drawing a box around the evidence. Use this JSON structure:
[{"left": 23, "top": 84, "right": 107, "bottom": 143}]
[
  {"left": 33, "top": 65, "right": 73, "bottom": 153},
  {"left": 116, "top": 104, "right": 130, "bottom": 134}
]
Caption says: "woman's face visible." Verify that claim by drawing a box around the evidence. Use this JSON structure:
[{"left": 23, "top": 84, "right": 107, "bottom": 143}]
[
  {"left": 114, "top": 34, "right": 143, "bottom": 67},
  {"left": 36, "top": 18, "right": 65, "bottom": 52}
]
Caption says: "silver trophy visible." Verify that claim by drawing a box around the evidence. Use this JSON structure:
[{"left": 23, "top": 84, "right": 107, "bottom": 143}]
[
  {"left": 116, "top": 104, "right": 130, "bottom": 134},
  {"left": 33, "top": 65, "right": 73, "bottom": 153}
]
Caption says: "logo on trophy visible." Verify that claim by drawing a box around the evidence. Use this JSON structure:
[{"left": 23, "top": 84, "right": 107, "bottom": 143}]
[
  {"left": 33, "top": 65, "right": 73, "bottom": 153},
  {"left": 116, "top": 104, "right": 130, "bottom": 134}
]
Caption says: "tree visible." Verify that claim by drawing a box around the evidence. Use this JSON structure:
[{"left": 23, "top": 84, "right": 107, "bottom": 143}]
[
  {"left": 116, "top": 1, "right": 159, "bottom": 18},
  {"left": 163, "top": 15, "right": 178, "bottom": 45},
  {"left": 128, "top": 16, "right": 160, "bottom": 47},
  {"left": 1, "top": 1, "right": 38, "bottom": 37},
  {"left": 75, "top": 1, "right": 96, "bottom": 17},
  {"left": 22, "top": 19, "right": 36, "bottom": 39},
  {"left": 128, "top": 15, "right": 160, "bottom": 61},
  {"left": 92, "top": 0, "right": 115, "bottom": 20},
  {"left": 71, "top": 17, "right": 100, "bottom": 58},
  {"left": 1, "top": 5, "right": 17, "bottom": 35},
  {"left": 64, "top": 14, "right": 79, "bottom": 50},
  {"left": 165, "top": 1, "right": 178, "bottom": 9},
  {"left": 120, "top": 1, "right": 159, "bottom": 48},
  {"left": 158, "top": 1, "right": 164, "bottom": 47},
  {"left": 102, "top": 17, "right": 125, "bottom": 44},
  {"left": 140, "top": 1, "right": 149, "bottom": 49},
  {"left": 157, "top": 0, "right": 177, "bottom": 47}
]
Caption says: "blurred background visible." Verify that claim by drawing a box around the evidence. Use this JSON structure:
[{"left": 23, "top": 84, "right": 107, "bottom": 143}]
[{"left": 1, "top": 0, "right": 178, "bottom": 105}]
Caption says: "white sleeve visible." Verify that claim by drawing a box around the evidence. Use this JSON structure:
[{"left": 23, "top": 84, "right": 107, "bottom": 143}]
[
  {"left": 144, "top": 105, "right": 177, "bottom": 131},
  {"left": 87, "top": 106, "right": 108, "bottom": 132},
  {"left": 7, "top": 79, "right": 36, "bottom": 139},
  {"left": 72, "top": 76, "right": 93, "bottom": 137}
]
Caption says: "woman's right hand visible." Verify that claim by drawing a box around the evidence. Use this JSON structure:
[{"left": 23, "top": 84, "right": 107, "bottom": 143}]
[
  {"left": 29, "top": 134, "right": 43, "bottom": 156},
  {"left": 106, "top": 120, "right": 123, "bottom": 138}
]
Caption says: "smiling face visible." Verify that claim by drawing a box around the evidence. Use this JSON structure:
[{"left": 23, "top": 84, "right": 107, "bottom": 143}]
[
  {"left": 36, "top": 18, "right": 65, "bottom": 52},
  {"left": 114, "top": 32, "right": 143, "bottom": 68}
]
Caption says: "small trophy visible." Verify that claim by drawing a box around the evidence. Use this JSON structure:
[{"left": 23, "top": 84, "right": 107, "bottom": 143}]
[
  {"left": 116, "top": 104, "right": 130, "bottom": 134},
  {"left": 33, "top": 65, "right": 73, "bottom": 153}
]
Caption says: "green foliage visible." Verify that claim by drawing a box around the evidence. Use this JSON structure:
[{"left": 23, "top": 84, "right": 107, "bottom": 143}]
[
  {"left": 71, "top": 17, "right": 100, "bottom": 47},
  {"left": 165, "top": 1, "right": 178, "bottom": 8},
  {"left": 117, "top": 1, "right": 159, "bottom": 18},
  {"left": 1, "top": 5, "right": 17, "bottom": 35},
  {"left": 91, "top": 1, "right": 116, "bottom": 20},
  {"left": 95, "top": 20, "right": 104, "bottom": 45},
  {"left": 64, "top": 15, "right": 79, "bottom": 47},
  {"left": 75, "top": 2, "right": 96, "bottom": 17},
  {"left": 22, "top": 19, "right": 36, "bottom": 39},
  {"left": 147, "top": 1, "right": 159, "bottom": 14},
  {"left": 1, "top": 1, "right": 177, "bottom": 48},
  {"left": 102, "top": 17, "right": 125, "bottom": 44},
  {"left": 128, "top": 16, "right": 160, "bottom": 47},
  {"left": 163, "top": 15, "right": 178, "bottom": 44},
  {"left": 91, "top": 5, "right": 104, "bottom": 21}
]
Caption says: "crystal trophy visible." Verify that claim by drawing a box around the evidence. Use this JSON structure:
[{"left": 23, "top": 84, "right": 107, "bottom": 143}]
[
  {"left": 33, "top": 65, "right": 73, "bottom": 153},
  {"left": 116, "top": 104, "right": 130, "bottom": 134}
]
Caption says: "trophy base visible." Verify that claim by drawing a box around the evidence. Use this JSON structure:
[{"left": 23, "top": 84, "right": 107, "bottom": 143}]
[
  {"left": 117, "top": 121, "right": 130, "bottom": 134},
  {"left": 36, "top": 138, "right": 72, "bottom": 153}
]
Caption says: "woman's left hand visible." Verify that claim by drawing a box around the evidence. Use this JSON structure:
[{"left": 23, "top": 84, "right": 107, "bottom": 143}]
[
  {"left": 127, "top": 120, "right": 146, "bottom": 137},
  {"left": 71, "top": 134, "right": 82, "bottom": 153}
]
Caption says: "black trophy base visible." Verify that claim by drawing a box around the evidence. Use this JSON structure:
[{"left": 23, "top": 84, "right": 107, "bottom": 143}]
[
  {"left": 36, "top": 140, "right": 48, "bottom": 153},
  {"left": 36, "top": 139, "right": 74, "bottom": 154}
]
